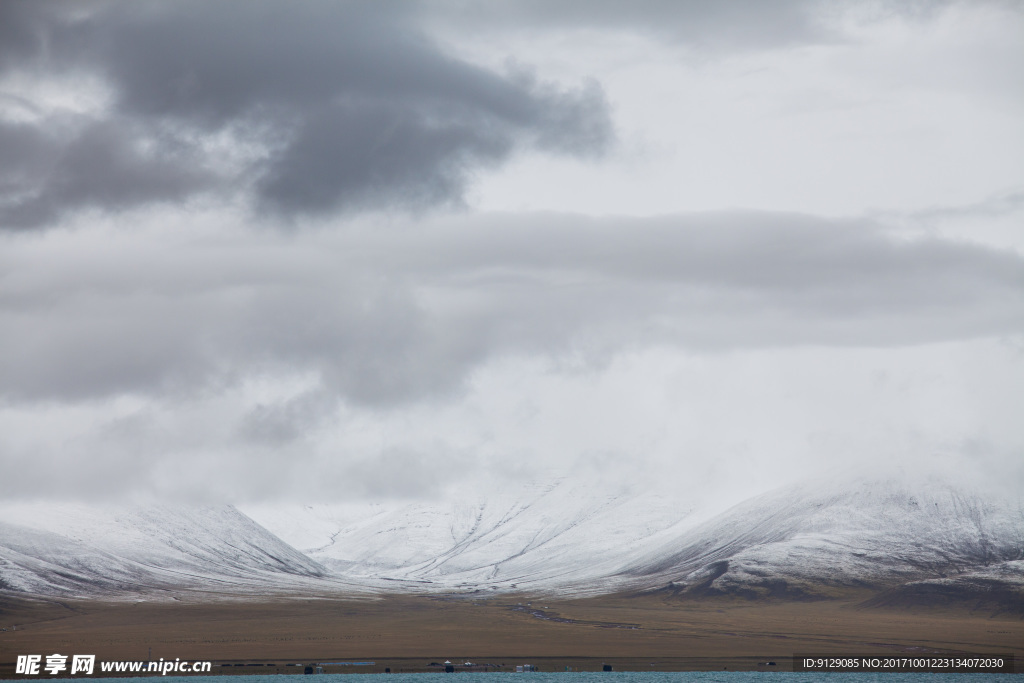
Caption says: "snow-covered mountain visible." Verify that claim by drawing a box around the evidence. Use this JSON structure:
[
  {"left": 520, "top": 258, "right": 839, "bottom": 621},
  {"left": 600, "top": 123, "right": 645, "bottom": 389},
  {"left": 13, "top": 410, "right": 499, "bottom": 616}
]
[
  {"left": 0, "top": 503, "right": 362, "bottom": 597},
  {"left": 619, "top": 478, "right": 1024, "bottom": 598},
  {"left": 2, "top": 478, "right": 1021, "bottom": 601},
  {"left": 240, "top": 477, "right": 1024, "bottom": 598}
]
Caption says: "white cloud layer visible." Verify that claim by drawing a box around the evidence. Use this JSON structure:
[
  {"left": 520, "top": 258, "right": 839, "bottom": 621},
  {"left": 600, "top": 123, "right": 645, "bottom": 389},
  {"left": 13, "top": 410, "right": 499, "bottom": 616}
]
[{"left": 1, "top": 209, "right": 1021, "bottom": 503}]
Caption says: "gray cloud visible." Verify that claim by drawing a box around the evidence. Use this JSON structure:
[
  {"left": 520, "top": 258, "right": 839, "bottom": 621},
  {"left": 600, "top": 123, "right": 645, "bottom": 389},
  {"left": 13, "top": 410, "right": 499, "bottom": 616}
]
[
  {"left": 416, "top": 0, "right": 986, "bottom": 51},
  {"left": 0, "top": 0, "right": 612, "bottom": 228},
  {"left": 421, "top": 0, "right": 827, "bottom": 49},
  {"left": 908, "top": 189, "right": 1024, "bottom": 223},
  {"left": 0, "top": 116, "right": 219, "bottom": 227},
  {"left": 1, "top": 211, "right": 1021, "bottom": 407}
]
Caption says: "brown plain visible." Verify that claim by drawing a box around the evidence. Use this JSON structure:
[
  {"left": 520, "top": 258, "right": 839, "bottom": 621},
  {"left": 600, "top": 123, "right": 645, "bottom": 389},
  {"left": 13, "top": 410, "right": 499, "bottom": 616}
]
[{"left": 1, "top": 590, "right": 1021, "bottom": 675}]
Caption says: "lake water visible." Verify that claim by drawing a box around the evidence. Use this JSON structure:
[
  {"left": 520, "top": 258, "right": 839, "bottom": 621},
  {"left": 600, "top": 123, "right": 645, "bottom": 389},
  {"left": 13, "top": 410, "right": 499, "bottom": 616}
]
[{"left": 73, "top": 674, "right": 1020, "bottom": 683}]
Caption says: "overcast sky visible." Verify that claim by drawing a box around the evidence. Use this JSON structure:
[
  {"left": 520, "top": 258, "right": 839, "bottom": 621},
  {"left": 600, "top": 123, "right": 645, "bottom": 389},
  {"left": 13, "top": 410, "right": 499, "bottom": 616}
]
[{"left": 1, "top": 0, "right": 1022, "bottom": 506}]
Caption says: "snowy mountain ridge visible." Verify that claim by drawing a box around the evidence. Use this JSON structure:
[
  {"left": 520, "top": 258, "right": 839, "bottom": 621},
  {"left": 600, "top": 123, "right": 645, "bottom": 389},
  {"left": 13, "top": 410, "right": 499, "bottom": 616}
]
[{"left": 1, "top": 477, "right": 1021, "bottom": 602}]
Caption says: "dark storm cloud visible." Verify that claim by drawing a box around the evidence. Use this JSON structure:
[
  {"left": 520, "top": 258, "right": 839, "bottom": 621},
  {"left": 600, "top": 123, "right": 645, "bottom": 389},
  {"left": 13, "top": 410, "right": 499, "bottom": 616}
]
[
  {"left": 0, "top": 0, "right": 612, "bottom": 228},
  {"left": 2, "top": 212, "right": 1022, "bottom": 406},
  {"left": 0, "top": 117, "right": 217, "bottom": 227}
]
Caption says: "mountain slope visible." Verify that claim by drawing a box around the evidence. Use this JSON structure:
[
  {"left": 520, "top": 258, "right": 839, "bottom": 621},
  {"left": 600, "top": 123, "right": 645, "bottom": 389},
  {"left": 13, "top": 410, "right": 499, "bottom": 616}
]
[
  {"left": 244, "top": 482, "right": 698, "bottom": 594},
  {"left": 618, "top": 478, "right": 1024, "bottom": 597},
  {"left": 0, "top": 503, "right": 355, "bottom": 597}
]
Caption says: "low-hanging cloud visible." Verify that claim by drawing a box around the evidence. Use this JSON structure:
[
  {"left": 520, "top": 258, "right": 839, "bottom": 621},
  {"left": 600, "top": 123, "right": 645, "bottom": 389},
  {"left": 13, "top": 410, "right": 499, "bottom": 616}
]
[
  {"left": 2, "top": 211, "right": 1021, "bottom": 407},
  {"left": 0, "top": 0, "right": 612, "bottom": 229}
]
